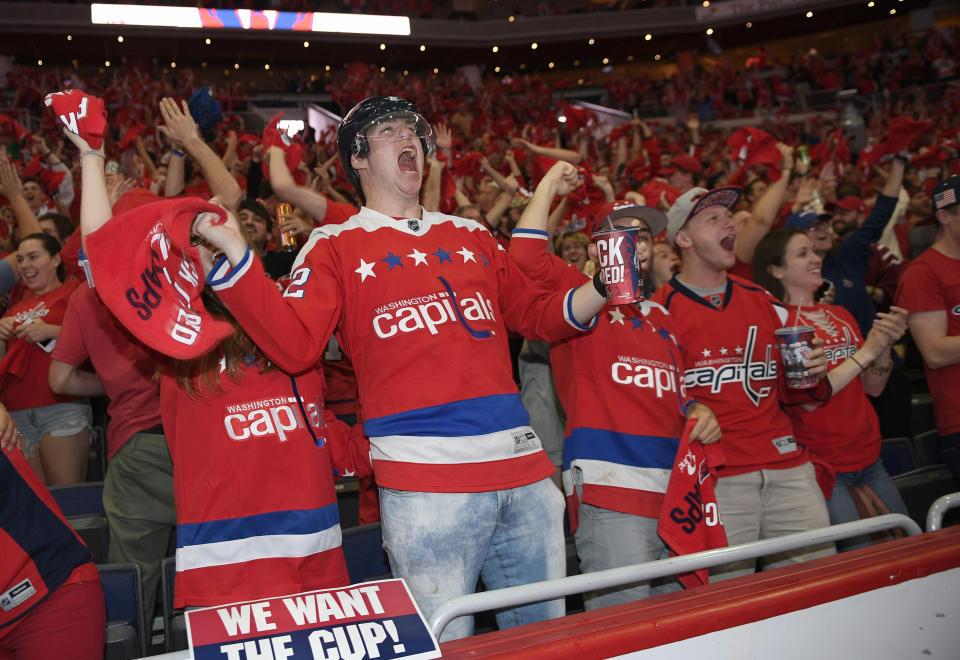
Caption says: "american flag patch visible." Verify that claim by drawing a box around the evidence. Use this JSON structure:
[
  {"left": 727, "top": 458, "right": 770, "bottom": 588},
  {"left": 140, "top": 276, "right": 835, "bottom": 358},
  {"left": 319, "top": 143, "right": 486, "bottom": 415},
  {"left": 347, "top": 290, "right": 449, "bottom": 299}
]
[{"left": 935, "top": 188, "right": 957, "bottom": 209}]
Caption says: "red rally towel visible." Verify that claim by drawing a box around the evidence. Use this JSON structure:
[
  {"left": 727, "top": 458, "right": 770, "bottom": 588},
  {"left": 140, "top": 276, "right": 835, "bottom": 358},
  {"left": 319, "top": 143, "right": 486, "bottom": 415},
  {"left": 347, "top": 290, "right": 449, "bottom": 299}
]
[
  {"left": 657, "top": 418, "right": 728, "bottom": 589},
  {"left": 727, "top": 126, "right": 782, "bottom": 181},
  {"left": 84, "top": 197, "right": 234, "bottom": 359}
]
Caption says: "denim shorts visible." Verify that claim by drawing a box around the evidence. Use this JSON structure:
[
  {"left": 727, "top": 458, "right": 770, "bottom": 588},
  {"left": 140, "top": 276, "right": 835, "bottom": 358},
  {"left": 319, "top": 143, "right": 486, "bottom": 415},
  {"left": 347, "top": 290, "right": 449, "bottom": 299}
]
[{"left": 10, "top": 401, "right": 92, "bottom": 454}]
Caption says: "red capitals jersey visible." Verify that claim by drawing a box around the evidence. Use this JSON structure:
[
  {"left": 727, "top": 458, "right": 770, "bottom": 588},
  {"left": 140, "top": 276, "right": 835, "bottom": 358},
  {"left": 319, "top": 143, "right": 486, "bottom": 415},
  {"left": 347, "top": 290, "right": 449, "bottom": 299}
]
[
  {"left": 897, "top": 247, "right": 960, "bottom": 435},
  {"left": 211, "top": 207, "right": 593, "bottom": 493},
  {"left": 511, "top": 230, "right": 688, "bottom": 528},
  {"left": 783, "top": 304, "right": 881, "bottom": 472},
  {"left": 652, "top": 275, "right": 806, "bottom": 477},
  {"left": 162, "top": 365, "right": 367, "bottom": 608},
  {"left": 1, "top": 446, "right": 99, "bottom": 630}
]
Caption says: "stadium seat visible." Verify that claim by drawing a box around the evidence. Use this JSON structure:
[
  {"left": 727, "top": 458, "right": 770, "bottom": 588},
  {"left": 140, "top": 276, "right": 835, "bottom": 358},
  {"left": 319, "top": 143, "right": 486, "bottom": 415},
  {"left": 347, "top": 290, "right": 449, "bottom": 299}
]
[
  {"left": 99, "top": 563, "right": 146, "bottom": 660},
  {"left": 893, "top": 465, "right": 960, "bottom": 529},
  {"left": 914, "top": 429, "right": 941, "bottom": 467},
  {"left": 49, "top": 481, "right": 105, "bottom": 517},
  {"left": 910, "top": 393, "right": 936, "bottom": 438},
  {"left": 341, "top": 522, "right": 391, "bottom": 583},
  {"left": 880, "top": 436, "right": 918, "bottom": 476},
  {"left": 68, "top": 514, "right": 109, "bottom": 564},
  {"left": 161, "top": 556, "right": 188, "bottom": 652}
]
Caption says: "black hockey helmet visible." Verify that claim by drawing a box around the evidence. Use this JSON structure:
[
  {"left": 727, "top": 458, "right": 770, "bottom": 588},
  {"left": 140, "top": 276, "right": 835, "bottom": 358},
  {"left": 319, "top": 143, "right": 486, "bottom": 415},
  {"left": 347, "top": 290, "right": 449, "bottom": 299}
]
[{"left": 337, "top": 95, "right": 435, "bottom": 189}]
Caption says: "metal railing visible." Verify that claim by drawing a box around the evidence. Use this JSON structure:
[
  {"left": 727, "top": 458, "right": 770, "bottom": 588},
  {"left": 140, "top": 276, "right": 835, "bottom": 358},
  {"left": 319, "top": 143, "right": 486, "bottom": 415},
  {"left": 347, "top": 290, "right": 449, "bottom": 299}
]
[
  {"left": 427, "top": 514, "right": 922, "bottom": 638},
  {"left": 926, "top": 492, "right": 960, "bottom": 532},
  {"left": 141, "top": 513, "right": 925, "bottom": 658}
]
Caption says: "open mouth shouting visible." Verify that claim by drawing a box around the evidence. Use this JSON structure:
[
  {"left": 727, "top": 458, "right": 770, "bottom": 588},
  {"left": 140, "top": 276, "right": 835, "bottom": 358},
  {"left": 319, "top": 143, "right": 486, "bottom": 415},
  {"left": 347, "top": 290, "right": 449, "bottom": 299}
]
[
  {"left": 719, "top": 234, "right": 736, "bottom": 252},
  {"left": 398, "top": 146, "right": 419, "bottom": 175}
]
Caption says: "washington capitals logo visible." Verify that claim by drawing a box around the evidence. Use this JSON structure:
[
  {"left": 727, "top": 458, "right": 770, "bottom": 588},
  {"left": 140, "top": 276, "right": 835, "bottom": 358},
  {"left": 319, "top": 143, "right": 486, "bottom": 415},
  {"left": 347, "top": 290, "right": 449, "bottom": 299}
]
[{"left": 684, "top": 325, "right": 777, "bottom": 406}]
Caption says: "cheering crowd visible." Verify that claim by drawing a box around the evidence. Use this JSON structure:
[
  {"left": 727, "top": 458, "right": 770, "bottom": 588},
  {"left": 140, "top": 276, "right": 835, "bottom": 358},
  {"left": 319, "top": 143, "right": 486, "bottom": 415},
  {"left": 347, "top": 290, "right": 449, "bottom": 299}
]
[{"left": 2, "top": 24, "right": 959, "bottom": 658}]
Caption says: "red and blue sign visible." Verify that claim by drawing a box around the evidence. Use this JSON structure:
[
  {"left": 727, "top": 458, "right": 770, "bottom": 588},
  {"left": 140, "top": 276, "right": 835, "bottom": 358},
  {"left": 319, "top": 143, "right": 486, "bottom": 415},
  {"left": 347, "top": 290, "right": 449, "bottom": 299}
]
[{"left": 186, "top": 579, "right": 441, "bottom": 660}]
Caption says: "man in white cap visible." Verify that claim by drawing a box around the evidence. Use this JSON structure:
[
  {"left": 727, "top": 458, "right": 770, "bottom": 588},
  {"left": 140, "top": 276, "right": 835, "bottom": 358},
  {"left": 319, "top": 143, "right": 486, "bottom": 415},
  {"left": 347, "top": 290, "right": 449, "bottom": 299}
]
[{"left": 651, "top": 186, "right": 834, "bottom": 579}]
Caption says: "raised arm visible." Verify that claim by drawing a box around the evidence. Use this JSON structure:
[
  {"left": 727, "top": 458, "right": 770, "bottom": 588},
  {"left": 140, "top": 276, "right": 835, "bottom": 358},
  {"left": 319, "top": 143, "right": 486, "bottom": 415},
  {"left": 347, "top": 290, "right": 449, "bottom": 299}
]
[
  {"left": 267, "top": 146, "right": 330, "bottom": 222},
  {"left": 0, "top": 158, "right": 41, "bottom": 240},
  {"left": 511, "top": 137, "right": 583, "bottom": 166},
  {"left": 735, "top": 143, "right": 793, "bottom": 265},
  {"left": 159, "top": 97, "right": 242, "bottom": 211}
]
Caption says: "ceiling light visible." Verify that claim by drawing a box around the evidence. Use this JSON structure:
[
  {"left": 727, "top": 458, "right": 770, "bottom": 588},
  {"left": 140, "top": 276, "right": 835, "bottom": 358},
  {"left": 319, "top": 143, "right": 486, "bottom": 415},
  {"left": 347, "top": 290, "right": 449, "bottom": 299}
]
[
  {"left": 419, "top": 44, "right": 426, "bottom": 51},
  {"left": 495, "top": 66, "right": 501, "bottom": 72},
  {"left": 380, "top": 66, "right": 385, "bottom": 72},
  {"left": 588, "top": 38, "right": 595, "bottom": 45},
  {"left": 531, "top": 42, "right": 538, "bottom": 49},
  {"left": 702, "top": 0, "right": 710, "bottom": 6},
  {"left": 379, "top": 43, "right": 386, "bottom": 50},
  {"left": 577, "top": 78, "right": 584, "bottom": 85},
  {"left": 746, "top": 21, "right": 753, "bottom": 27},
  {"left": 706, "top": 28, "right": 714, "bottom": 35},
  {"left": 303, "top": 41, "right": 309, "bottom": 47},
  {"left": 548, "top": 61, "right": 555, "bottom": 69},
  {"left": 66, "top": 34, "right": 72, "bottom": 40},
  {"left": 264, "top": 64, "right": 270, "bottom": 70},
  {"left": 889, "top": 8, "right": 896, "bottom": 13},
  {"left": 170, "top": 61, "right": 176, "bottom": 68},
  {"left": 37, "top": 59, "right": 42, "bottom": 66},
  {"left": 655, "top": 54, "right": 661, "bottom": 61},
  {"left": 602, "top": 57, "right": 609, "bottom": 64},
  {"left": 234, "top": 63, "right": 239, "bottom": 69},
  {"left": 433, "top": 67, "right": 438, "bottom": 74},
  {"left": 117, "top": 35, "right": 124, "bottom": 43},
  {"left": 806, "top": 11, "right": 813, "bottom": 17},
  {"left": 508, "top": 15, "right": 515, "bottom": 22},
  {"left": 645, "top": 33, "right": 652, "bottom": 41},
  {"left": 205, "top": 37, "right": 212, "bottom": 45},
  {"left": 325, "top": 65, "right": 330, "bottom": 71},
  {"left": 867, "top": 1, "right": 874, "bottom": 5},
  {"left": 105, "top": 60, "right": 111, "bottom": 67},
  {"left": 492, "top": 45, "right": 499, "bottom": 53}
]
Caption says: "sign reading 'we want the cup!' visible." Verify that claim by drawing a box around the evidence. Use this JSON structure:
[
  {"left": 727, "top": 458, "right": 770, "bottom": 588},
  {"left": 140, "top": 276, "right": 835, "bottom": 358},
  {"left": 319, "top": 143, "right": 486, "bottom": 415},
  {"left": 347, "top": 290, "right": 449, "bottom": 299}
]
[{"left": 186, "top": 579, "right": 441, "bottom": 660}]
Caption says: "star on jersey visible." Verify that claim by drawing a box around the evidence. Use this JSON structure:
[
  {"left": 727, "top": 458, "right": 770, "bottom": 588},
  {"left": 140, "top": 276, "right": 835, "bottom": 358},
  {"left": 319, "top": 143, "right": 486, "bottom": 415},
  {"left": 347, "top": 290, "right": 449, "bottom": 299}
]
[
  {"left": 355, "top": 258, "right": 376, "bottom": 282},
  {"left": 702, "top": 348, "right": 712, "bottom": 357},
  {"left": 382, "top": 252, "right": 404, "bottom": 270},
  {"left": 408, "top": 249, "right": 429, "bottom": 266},
  {"left": 630, "top": 317, "right": 645, "bottom": 330},
  {"left": 735, "top": 346, "right": 744, "bottom": 354},
  {"left": 719, "top": 347, "right": 728, "bottom": 355},
  {"left": 456, "top": 246, "right": 476, "bottom": 263},
  {"left": 608, "top": 308, "right": 625, "bottom": 325},
  {"left": 433, "top": 247, "right": 453, "bottom": 264}
]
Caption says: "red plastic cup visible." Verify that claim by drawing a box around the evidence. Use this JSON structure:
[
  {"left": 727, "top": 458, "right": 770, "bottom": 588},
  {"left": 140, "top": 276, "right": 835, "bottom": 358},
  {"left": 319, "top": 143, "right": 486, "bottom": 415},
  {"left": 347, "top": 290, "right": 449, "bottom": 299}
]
[
  {"left": 775, "top": 326, "right": 823, "bottom": 389},
  {"left": 592, "top": 226, "right": 644, "bottom": 305}
]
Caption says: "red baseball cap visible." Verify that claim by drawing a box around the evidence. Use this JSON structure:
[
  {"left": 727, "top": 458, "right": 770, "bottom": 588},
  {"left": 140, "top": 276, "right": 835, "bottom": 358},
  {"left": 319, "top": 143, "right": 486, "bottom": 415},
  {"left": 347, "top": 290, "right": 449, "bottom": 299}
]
[
  {"left": 671, "top": 155, "right": 703, "bottom": 174},
  {"left": 826, "top": 196, "right": 867, "bottom": 215}
]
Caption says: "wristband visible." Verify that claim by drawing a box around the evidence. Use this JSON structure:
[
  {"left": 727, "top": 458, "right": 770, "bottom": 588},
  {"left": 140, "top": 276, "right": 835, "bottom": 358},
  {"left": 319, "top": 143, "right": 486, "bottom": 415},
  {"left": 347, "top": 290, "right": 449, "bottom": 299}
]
[
  {"left": 172, "top": 149, "right": 185, "bottom": 158},
  {"left": 893, "top": 154, "right": 909, "bottom": 164},
  {"left": 81, "top": 150, "right": 105, "bottom": 159},
  {"left": 850, "top": 354, "right": 866, "bottom": 371},
  {"left": 868, "top": 360, "right": 893, "bottom": 375},
  {"left": 592, "top": 270, "right": 607, "bottom": 298}
]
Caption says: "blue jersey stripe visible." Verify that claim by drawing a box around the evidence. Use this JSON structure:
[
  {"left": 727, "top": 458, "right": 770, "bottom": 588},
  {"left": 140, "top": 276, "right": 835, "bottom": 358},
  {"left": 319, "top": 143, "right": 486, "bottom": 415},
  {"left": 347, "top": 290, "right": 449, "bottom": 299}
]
[
  {"left": 562, "top": 427, "right": 680, "bottom": 471},
  {"left": 177, "top": 502, "right": 340, "bottom": 548},
  {"left": 363, "top": 393, "right": 531, "bottom": 438}
]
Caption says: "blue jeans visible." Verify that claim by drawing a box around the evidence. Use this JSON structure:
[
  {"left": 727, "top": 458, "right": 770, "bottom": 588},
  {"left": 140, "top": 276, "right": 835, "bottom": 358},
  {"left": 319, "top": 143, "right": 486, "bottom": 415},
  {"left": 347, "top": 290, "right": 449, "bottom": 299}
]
[
  {"left": 379, "top": 478, "right": 566, "bottom": 641},
  {"left": 827, "top": 458, "right": 909, "bottom": 552}
]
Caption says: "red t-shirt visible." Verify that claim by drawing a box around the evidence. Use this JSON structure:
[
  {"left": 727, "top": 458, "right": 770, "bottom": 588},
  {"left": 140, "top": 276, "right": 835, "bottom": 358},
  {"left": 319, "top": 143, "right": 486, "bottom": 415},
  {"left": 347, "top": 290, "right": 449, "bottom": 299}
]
[
  {"left": 51, "top": 285, "right": 162, "bottom": 459},
  {"left": 0, "top": 279, "right": 80, "bottom": 410},
  {"left": 322, "top": 200, "right": 359, "bottom": 226},
  {"left": 896, "top": 247, "right": 960, "bottom": 435},
  {"left": 783, "top": 304, "right": 880, "bottom": 471}
]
